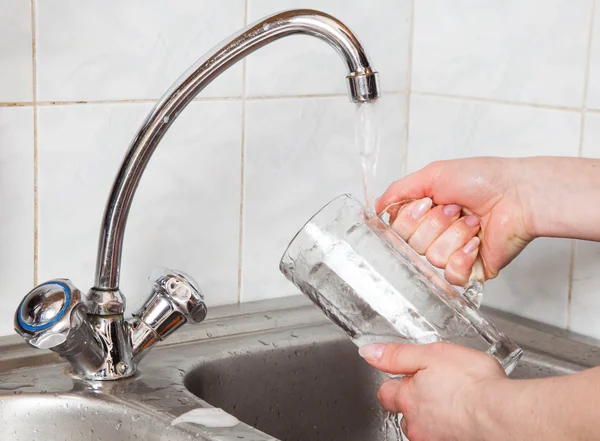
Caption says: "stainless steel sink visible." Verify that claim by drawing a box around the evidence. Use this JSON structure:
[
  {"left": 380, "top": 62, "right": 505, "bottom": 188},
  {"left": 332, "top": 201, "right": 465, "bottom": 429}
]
[
  {"left": 0, "top": 394, "right": 192, "bottom": 440},
  {"left": 1, "top": 296, "right": 599, "bottom": 441},
  {"left": 182, "top": 311, "right": 589, "bottom": 441},
  {"left": 185, "top": 326, "right": 387, "bottom": 441}
]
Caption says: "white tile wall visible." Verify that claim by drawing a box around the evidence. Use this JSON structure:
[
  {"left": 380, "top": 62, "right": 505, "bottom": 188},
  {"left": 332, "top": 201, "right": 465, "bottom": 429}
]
[
  {"left": 587, "top": 4, "right": 600, "bottom": 108},
  {"left": 0, "top": 0, "right": 33, "bottom": 102},
  {"left": 0, "top": 0, "right": 599, "bottom": 338},
  {"left": 407, "top": 95, "right": 582, "bottom": 166},
  {"left": 36, "top": 0, "right": 245, "bottom": 101},
  {"left": 570, "top": 112, "right": 600, "bottom": 337},
  {"left": 0, "top": 107, "right": 34, "bottom": 336},
  {"left": 242, "top": 94, "right": 405, "bottom": 301},
  {"left": 412, "top": 0, "right": 592, "bottom": 107}
]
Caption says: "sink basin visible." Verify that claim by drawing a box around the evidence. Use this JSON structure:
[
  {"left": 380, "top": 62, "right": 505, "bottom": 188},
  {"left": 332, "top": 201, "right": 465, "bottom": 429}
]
[
  {"left": 1, "top": 296, "right": 599, "bottom": 441},
  {"left": 184, "top": 307, "right": 590, "bottom": 441},
  {"left": 0, "top": 394, "right": 191, "bottom": 441},
  {"left": 186, "top": 332, "right": 386, "bottom": 441}
]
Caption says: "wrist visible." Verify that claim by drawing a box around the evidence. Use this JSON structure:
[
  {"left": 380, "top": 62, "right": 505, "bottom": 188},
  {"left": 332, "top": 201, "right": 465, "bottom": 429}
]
[
  {"left": 511, "top": 156, "right": 600, "bottom": 240},
  {"left": 506, "top": 157, "right": 551, "bottom": 240},
  {"left": 470, "top": 377, "right": 514, "bottom": 441}
]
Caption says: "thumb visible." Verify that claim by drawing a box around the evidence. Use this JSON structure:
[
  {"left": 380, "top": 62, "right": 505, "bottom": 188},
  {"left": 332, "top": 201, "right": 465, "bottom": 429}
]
[
  {"left": 376, "top": 166, "right": 437, "bottom": 215},
  {"left": 358, "top": 343, "right": 433, "bottom": 375}
]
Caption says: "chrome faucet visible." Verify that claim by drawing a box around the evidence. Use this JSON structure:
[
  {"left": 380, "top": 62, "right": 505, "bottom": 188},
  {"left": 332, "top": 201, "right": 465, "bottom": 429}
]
[{"left": 14, "top": 9, "right": 380, "bottom": 381}]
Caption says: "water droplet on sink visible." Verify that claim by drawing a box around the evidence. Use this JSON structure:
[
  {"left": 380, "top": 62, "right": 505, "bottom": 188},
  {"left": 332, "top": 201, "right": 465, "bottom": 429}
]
[
  {"left": 13, "top": 390, "right": 22, "bottom": 395},
  {"left": 132, "top": 413, "right": 141, "bottom": 421},
  {"left": 116, "top": 420, "right": 122, "bottom": 431}
]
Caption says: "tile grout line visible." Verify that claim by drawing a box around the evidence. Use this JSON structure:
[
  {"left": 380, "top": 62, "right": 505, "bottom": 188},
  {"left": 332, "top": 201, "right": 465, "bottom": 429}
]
[
  {"left": 568, "top": 0, "right": 596, "bottom": 329},
  {"left": 0, "top": 91, "right": 410, "bottom": 108},
  {"left": 402, "top": 0, "right": 416, "bottom": 177},
  {"left": 412, "top": 90, "right": 584, "bottom": 113},
  {"left": 0, "top": 102, "right": 34, "bottom": 107},
  {"left": 31, "top": 0, "right": 39, "bottom": 286},
  {"left": 244, "top": 92, "right": 406, "bottom": 100},
  {"left": 9, "top": 90, "right": 600, "bottom": 112},
  {"left": 237, "top": 0, "right": 249, "bottom": 304}
]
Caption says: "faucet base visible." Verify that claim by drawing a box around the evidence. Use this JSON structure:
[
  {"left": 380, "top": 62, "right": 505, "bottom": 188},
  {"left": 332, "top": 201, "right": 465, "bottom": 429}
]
[
  {"left": 86, "top": 314, "right": 136, "bottom": 380},
  {"left": 87, "top": 287, "right": 126, "bottom": 315}
]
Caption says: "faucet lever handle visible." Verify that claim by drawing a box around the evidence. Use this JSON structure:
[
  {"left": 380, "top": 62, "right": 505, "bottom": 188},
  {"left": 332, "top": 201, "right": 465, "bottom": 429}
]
[
  {"left": 129, "top": 268, "right": 207, "bottom": 362},
  {"left": 14, "top": 279, "right": 107, "bottom": 376},
  {"left": 15, "top": 279, "right": 86, "bottom": 349}
]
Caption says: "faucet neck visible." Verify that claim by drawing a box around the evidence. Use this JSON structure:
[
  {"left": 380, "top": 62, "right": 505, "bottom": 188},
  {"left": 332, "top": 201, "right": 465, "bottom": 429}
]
[{"left": 90, "top": 9, "right": 380, "bottom": 314}]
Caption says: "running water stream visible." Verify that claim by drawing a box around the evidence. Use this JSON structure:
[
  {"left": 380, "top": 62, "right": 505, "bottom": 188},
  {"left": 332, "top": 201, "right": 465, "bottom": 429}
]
[
  {"left": 354, "top": 101, "right": 408, "bottom": 441},
  {"left": 354, "top": 102, "right": 381, "bottom": 218}
]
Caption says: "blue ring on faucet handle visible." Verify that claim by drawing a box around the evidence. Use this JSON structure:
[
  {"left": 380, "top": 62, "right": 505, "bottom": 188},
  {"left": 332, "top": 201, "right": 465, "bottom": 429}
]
[{"left": 17, "top": 281, "right": 72, "bottom": 332}]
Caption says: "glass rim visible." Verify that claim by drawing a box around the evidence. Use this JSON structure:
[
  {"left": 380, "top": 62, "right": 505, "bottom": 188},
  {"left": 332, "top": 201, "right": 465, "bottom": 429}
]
[{"left": 278, "top": 193, "right": 362, "bottom": 266}]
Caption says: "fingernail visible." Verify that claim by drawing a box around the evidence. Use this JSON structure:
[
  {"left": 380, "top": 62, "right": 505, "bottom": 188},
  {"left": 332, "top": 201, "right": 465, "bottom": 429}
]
[
  {"left": 463, "top": 236, "right": 480, "bottom": 254},
  {"left": 442, "top": 204, "right": 461, "bottom": 217},
  {"left": 359, "top": 344, "right": 386, "bottom": 361},
  {"left": 465, "top": 215, "right": 480, "bottom": 227},
  {"left": 411, "top": 198, "right": 432, "bottom": 220}
]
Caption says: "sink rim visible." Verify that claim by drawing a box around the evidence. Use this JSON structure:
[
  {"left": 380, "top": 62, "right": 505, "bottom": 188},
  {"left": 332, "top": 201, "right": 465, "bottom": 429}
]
[{"left": 3, "top": 295, "right": 600, "bottom": 371}]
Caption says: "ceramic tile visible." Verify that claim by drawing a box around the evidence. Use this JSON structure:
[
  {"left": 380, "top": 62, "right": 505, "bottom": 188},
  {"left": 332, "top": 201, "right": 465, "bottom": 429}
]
[
  {"left": 412, "top": 0, "right": 592, "bottom": 107},
  {"left": 246, "top": 0, "right": 410, "bottom": 96},
  {"left": 407, "top": 94, "right": 580, "bottom": 327},
  {"left": 571, "top": 239, "right": 600, "bottom": 338},
  {"left": 36, "top": 0, "right": 244, "bottom": 101},
  {"left": 0, "top": 107, "right": 34, "bottom": 337},
  {"left": 570, "top": 112, "right": 600, "bottom": 337},
  {"left": 0, "top": 0, "right": 32, "bottom": 102},
  {"left": 483, "top": 238, "right": 570, "bottom": 328},
  {"left": 581, "top": 112, "right": 600, "bottom": 157},
  {"left": 38, "top": 100, "right": 242, "bottom": 313},
  {"left": 407, "top": 94, "right": 581, "bottom": 170},
  {"left": 241, "top": 94, "right": 406, "bottom": 302},
  {"left": 587, "top": 5, "right": 600, "bottom": 109}
]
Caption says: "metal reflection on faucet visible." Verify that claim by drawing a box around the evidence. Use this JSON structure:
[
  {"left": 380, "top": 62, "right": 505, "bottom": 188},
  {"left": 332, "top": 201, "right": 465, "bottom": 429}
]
[{"left": 14, "top": 9, "right": 381, "bottom": 380}]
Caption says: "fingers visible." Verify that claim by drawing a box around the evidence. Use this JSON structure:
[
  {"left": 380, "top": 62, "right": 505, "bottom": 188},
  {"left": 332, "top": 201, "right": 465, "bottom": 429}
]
[
  {"left": 389, "top": 198, "right": 434, "bottom": 240},
  {"left": 400, "top": 415, "right": 408, "bottom": 435},
  {"left": 376, "top": 166, "right": 437, "bottom": 215},
  {"left": 424, "top": 215, "right": 481, "bottom": 269},
  {"left": 444, "top": 237, "right": 481, "bottom": 286},
  {"left": 407, "top": 204, "right": 462, "bottom": 254},
  {"left": 377, "top": 378, "right": 410, "bottom": 414},
  {"left": 390, "top": 199, "right": 481, "bottom": 281}
]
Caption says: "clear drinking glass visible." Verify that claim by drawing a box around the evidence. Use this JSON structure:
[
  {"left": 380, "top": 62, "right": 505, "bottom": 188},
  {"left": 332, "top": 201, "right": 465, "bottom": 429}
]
[{"left": 279, "top": 193, "right": 523, "bottom": 374}]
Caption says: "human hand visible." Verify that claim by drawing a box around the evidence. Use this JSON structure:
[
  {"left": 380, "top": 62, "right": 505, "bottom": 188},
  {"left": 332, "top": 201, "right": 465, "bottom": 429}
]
[
  {"left": 359, "top": 342, "right": 508, "bottom": 441},
  {"left": 376, "top": 157, "right": 534, "bottom": 284}
]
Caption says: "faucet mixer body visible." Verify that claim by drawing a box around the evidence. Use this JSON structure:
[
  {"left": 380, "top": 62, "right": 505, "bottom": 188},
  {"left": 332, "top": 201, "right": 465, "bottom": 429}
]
[{"left": 14, "top": 9, "right": 380, "bottom": 381}]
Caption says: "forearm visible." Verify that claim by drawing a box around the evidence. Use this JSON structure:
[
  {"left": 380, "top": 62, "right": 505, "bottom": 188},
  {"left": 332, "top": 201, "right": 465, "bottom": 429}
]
[
  {"left": 480, "top": 367, "right": 600, "bottom": 440},
  {"left": 514, "top": 157, "right": 600, "bottom": 241}
]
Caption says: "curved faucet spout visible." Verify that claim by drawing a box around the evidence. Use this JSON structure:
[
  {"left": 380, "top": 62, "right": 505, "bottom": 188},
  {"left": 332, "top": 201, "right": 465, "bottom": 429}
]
[{"left": 90, "top": 9, "right": 380, "bottom": 313}]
